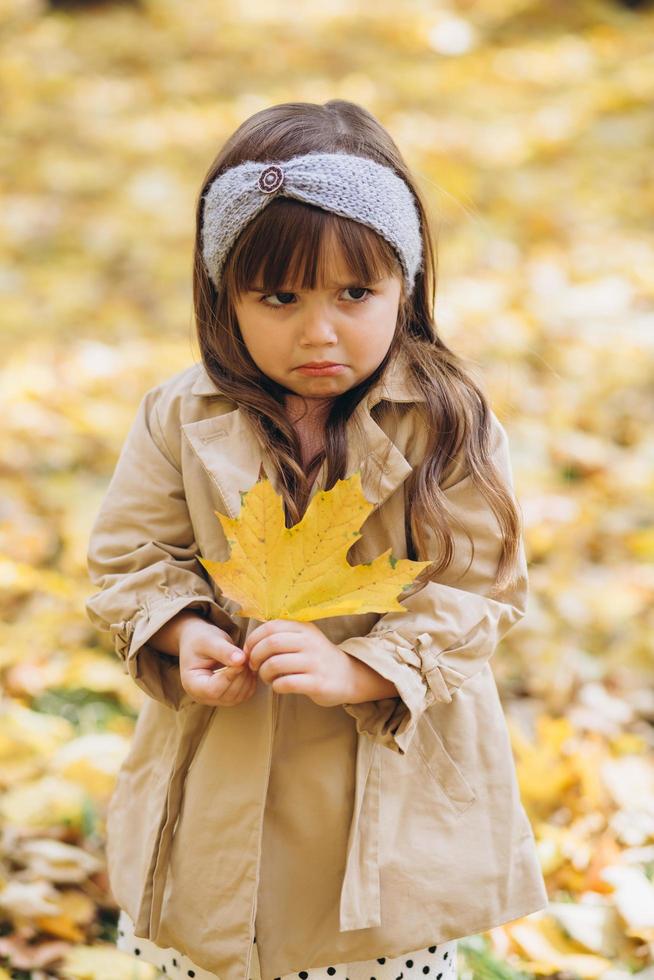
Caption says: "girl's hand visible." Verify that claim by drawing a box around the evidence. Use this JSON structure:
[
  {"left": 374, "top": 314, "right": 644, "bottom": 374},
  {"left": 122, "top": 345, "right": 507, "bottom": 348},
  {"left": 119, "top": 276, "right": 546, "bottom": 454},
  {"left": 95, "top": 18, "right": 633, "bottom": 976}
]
[
  {"left": 243, "top": 620, "right": 358, "bottom": 708},
  {"left": 178, "top": 617, "right": 258, "bottom": 707}
]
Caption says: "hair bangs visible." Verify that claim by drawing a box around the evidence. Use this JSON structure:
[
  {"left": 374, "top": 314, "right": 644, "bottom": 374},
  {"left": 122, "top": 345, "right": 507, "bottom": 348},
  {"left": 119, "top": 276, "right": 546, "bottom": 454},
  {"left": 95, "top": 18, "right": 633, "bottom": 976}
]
[{"left": 225, "top": 197, "right": 404, "bottom": 299}]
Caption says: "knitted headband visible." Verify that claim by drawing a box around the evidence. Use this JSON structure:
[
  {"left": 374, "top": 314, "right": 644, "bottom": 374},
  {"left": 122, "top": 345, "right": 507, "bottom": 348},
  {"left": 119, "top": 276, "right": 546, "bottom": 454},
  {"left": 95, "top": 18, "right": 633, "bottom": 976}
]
[{"left": 200, "top": 151, "right": 423, "bottom": 297}]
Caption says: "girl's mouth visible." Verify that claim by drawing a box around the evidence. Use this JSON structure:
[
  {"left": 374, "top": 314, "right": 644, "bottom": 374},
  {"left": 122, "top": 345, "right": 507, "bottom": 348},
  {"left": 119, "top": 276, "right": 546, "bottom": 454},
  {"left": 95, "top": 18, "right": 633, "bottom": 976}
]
[{"left": 296, "top": 364, "right": 345, "bottom": 376}]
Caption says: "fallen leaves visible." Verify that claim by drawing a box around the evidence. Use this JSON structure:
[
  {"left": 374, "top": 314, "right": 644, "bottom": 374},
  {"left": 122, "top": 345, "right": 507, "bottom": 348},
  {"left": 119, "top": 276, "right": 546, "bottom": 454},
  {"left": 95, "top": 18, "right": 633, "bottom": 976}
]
[{"left": 1, "top": 0, "right": 653, "bottom": 976}]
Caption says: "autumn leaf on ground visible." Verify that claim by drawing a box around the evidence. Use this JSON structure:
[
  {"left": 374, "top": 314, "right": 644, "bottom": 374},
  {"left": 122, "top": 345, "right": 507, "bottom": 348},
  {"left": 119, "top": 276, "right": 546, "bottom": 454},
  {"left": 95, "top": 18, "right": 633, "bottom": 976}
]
[{"left": 198, "top": 472, "right": 432, "bottom": 621}]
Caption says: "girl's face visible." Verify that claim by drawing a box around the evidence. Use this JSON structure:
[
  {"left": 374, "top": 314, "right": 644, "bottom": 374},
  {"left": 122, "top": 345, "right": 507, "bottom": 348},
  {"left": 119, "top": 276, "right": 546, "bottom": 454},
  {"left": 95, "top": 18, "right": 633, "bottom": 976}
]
[{"left": 233, "top": 243, "right": 403, "bottom": 402}]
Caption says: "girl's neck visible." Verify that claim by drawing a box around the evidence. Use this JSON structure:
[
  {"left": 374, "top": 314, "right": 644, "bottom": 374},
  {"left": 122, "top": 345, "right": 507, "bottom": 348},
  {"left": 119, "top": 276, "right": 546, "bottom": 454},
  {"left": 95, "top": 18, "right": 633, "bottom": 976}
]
[
  {"left": 284, "top": 393, "right": 333, "bottom": 428},
  {"left": 284, "top": 394, "right": 332, "bottom": 479}
]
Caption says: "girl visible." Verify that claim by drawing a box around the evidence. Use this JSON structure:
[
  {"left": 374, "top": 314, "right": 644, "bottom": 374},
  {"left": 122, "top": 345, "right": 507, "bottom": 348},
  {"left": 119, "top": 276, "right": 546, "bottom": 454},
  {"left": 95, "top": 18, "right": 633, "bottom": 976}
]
[{"left": 85, "top": 100, "right": 549, "bottom": 980}]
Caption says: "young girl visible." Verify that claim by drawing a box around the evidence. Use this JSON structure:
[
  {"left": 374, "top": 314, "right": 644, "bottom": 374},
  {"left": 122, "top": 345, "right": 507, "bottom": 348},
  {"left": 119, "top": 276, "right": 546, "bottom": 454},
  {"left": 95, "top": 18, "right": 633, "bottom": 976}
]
[{"left": 85, "top": 100, "right": 549, "bottom": 980}]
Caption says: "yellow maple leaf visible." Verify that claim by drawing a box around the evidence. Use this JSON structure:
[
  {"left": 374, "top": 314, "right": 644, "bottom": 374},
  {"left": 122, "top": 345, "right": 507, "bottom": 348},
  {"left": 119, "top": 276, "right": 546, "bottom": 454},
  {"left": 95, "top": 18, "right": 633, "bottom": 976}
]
[{"left": 198, "top": 471, "right": 432, "bottom": 622}]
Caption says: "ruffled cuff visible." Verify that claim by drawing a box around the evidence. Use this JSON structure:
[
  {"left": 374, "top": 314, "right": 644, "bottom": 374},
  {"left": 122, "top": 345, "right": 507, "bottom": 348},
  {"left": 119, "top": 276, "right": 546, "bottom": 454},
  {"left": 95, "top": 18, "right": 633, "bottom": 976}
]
[
  {"left": 112, "top": 592, "right": 239, "bottom": 710},
  {"left": 338, "top": 628, "right": 467, "bottom": 754}
]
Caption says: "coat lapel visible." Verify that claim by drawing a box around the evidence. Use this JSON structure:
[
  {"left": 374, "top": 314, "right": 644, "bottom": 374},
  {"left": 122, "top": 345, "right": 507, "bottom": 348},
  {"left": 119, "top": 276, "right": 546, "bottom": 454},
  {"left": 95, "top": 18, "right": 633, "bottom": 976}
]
[{"left": 181, "top": 409, "right": 267, "bottom": 520}]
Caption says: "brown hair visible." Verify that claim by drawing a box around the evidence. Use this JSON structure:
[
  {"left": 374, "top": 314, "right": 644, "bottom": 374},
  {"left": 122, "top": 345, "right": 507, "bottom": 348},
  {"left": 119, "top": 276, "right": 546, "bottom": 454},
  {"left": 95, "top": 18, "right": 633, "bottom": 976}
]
[{"left": 192, "top": 100, "right": 522, "bottom": 596}]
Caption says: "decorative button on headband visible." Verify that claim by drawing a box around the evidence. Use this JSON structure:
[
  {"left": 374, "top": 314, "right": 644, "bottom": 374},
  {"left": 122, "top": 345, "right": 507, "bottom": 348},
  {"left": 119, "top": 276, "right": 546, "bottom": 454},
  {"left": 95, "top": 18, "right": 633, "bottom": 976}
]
[
  {"left": 257, "top": 164, "right": 285, "bottom": 194},
  {"left": 201, "top": 151, "right": 423, "bottom": 297}
]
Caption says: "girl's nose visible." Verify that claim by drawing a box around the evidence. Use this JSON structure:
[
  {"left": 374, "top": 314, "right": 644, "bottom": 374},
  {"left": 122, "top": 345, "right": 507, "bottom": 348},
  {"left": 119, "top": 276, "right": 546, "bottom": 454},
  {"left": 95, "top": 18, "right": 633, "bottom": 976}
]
[{"left": 299, "top": 310, "right": 338, "bottom": 344}]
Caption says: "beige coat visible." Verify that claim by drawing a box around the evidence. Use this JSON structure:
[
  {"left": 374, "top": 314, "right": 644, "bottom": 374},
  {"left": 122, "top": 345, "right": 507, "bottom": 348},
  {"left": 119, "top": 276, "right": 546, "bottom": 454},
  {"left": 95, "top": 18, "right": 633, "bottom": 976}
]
[{"left": 85, "top": 351, "right": 548, "bottom": 980}]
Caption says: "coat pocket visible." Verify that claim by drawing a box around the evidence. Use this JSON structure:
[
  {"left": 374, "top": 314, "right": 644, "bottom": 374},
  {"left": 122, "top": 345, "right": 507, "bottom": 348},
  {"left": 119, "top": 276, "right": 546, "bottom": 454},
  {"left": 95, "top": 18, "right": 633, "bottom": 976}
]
[{"left": 415, "top": 713, "right": 476, "bottom": 817}]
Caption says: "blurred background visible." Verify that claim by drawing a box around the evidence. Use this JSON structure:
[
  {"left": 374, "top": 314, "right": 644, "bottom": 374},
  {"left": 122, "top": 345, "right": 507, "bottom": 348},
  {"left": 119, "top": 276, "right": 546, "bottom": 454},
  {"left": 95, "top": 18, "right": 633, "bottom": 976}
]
[{"left": 1, "top": 0, "right": 653, "bottom": 977}]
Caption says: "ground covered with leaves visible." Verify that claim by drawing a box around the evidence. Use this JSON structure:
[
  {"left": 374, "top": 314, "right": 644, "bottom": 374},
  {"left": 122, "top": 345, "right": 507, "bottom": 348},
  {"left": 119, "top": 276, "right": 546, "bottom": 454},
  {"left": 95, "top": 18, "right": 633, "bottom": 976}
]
[{"left": 0, "top": 0, "right": 653, "bottom": 977}]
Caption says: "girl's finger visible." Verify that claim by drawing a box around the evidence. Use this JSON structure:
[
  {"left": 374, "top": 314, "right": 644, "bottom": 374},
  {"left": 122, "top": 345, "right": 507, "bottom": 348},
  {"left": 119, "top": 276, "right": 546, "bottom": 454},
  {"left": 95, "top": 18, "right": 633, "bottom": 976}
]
[
  {"left": 214, "top": 663, "right": 251, "bottom": 703},
  {"left": 231, "top": 666, "right": 258, "bottom": 703},
  {"left": 244, "top": 621, "right": 304, "bottom": 655},
  {"left": 239, "top": 670, "right": 258, "bottom": 703},
  {"left": 216, "top": 642, "right": 245, "bottom": 668},
  {"left": 257, "top": 652, "right": 307, "bottom": 681},
  {"left": 186, "top": 643, "right": 244, "bottom": 672},
  {"left": 248, "top": 635, "right": 303, "bottom": 672}
]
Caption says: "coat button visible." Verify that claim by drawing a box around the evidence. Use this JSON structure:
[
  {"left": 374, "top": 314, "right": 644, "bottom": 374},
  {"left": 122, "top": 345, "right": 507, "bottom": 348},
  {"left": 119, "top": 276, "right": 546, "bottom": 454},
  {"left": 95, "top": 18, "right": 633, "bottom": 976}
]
[{"left": 258, "top": 165, "right": 285, "bottom": 194}]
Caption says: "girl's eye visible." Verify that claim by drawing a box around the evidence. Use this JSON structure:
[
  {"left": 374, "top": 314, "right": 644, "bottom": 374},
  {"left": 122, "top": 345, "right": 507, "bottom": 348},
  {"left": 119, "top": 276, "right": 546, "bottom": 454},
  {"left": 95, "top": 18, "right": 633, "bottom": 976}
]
[
  {"left": 259, "top": 287, "right": 373, "bottom": 310},
  {"left": 261, "top": 291, "right": 295, "bottom": 309},
  {"left": 343, "top": 286, "right": 370, "bottom": 302}
]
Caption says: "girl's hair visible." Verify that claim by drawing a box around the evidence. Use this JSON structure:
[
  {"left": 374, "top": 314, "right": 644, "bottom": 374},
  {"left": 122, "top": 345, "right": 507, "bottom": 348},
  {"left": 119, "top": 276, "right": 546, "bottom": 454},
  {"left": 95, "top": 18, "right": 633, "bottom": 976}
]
[{"left": 192, "top": 100, "right": 522, "bottom": 597}]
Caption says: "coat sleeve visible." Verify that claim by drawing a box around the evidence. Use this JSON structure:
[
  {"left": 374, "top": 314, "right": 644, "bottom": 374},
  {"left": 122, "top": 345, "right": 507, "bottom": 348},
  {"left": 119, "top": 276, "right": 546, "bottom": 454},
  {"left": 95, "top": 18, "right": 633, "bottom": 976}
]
[
  {"left": 84, "top": 387, "right": 240, "bottom": 710},
  {"left": 337, "top": 411, "right": 528, "bottom": 754}
]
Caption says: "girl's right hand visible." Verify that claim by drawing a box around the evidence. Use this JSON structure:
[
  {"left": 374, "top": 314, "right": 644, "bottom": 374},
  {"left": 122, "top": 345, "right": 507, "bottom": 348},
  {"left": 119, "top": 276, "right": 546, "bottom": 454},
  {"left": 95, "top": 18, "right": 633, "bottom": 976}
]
[{"left": 178, "top": 617, "right": 258, "bottom": 707}]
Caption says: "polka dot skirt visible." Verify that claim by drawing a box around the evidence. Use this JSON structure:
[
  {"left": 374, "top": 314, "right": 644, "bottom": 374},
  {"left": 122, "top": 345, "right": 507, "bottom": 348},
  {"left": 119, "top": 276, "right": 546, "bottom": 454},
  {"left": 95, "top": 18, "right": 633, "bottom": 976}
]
[{"left": 116, "top": 908, "right": 458, "bottom": 980}]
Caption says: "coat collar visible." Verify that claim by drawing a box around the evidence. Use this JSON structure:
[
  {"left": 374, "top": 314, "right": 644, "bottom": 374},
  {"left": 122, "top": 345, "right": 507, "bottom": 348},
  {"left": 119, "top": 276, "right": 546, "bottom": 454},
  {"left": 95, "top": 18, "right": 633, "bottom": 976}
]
[{"left": 183, "top": 351, "right": 424, "bottom": 520}]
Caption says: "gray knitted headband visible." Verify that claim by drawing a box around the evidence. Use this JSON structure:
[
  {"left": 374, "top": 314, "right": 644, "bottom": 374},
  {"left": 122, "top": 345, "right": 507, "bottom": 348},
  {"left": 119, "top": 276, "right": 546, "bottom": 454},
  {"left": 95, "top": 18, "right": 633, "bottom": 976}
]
[{"left": 200, "top": 151, "right": 423, "bottom": 297}]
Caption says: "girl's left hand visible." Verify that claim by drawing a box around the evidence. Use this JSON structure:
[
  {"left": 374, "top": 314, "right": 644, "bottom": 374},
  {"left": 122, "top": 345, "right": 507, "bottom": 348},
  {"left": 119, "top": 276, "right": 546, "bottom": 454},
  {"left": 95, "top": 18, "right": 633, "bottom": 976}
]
[{"left": 243, "top": 620, "right": 357, "bottom": 708}]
